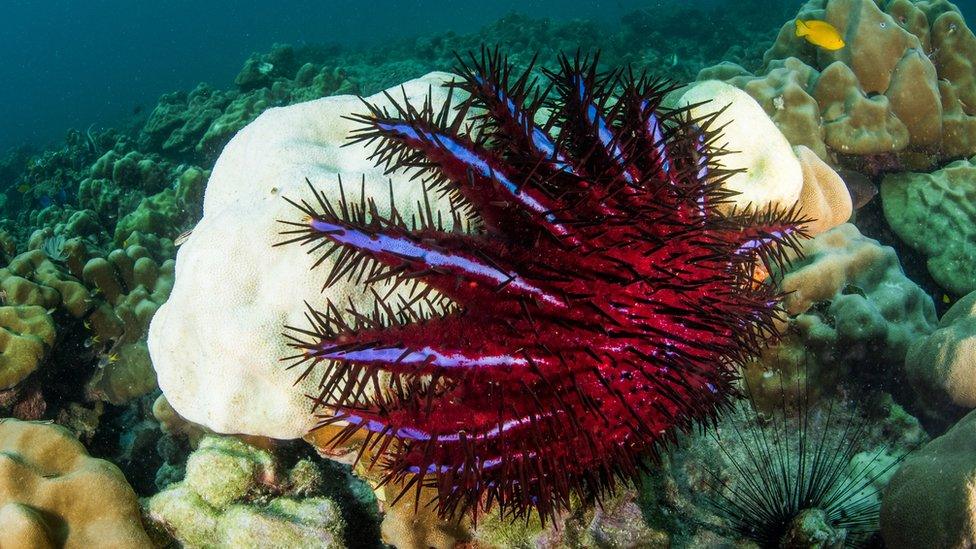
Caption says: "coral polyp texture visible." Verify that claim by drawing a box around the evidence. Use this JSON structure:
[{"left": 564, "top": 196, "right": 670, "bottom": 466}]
[{"left": 278, "top": 51, "right": 807, "bottom": 521}]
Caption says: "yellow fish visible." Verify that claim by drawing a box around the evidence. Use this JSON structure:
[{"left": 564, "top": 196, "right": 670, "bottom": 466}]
[
  {"left": 16, "top": 184, "right": 29, "bottom": 193},
  {"left": 795, "top": 19, "right": 846, "bottom": 50}
]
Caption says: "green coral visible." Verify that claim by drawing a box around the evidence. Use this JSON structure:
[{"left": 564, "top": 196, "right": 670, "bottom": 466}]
[
  {"left": 146, "top": 435, "right": 347, "bottom": 548},
  {"left": 881, "top": 156, "right": 976, "bottom": 296},
  {"left": 746, "top": 224, "right": 937, "bottom": 406},
  {"left": 0, "top": 305, "right": 56, "bottom": 390}
]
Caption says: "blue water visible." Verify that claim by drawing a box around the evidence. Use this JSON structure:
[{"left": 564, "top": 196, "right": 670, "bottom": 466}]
[
  {"left": 7, "top": 0, "right": 974, "bottom": 155},
  {"left": 0, "top": 0, "right": 705, "bottom": 153}
]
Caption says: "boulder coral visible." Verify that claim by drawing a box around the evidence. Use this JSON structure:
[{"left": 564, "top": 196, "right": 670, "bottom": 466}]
[
  {"left": 699, "top": 0, "right": 976, "bottom": 167},
  {"left": 679, "top": 80, "right": 804, "bottom": 214},
  {"left": 904, "top": 290, "right": 976, "bottom": 426},
  {"left": 0, "top": 306, "right": 56, "bottom": 391},
  {"left": 148, "top": 72, "right": 466, "bottom": 440},
  {"left": 678, "top": 81, "right": 851, "bottom": 234},
  {"left": 881, "top": 156, "right": 976, "bottom": 296},
  {"left": 145, "top": 435, "right": 346, "bottom": 548},
  {"left": 881, "top": 408, "right": 976, "bottom": 548},
  {"left": 744, "top": 223, "right": 936, "bottom": 404},
  {"left": 0, "top": 418, "right": 151, "bottom": 548}
]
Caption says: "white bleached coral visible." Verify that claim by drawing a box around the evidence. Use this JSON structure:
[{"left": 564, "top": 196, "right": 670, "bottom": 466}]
[
  {"left": 679, "top": 80, "right": 851, "bottom": 235},
  {"left": 679, "top": 79, "right": 805, "bottom": 214},
  {"left": 148, "top": 72, "right": 465, "bottom": 439}
]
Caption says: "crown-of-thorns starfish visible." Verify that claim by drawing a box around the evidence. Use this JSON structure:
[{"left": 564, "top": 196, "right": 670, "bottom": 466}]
[{"left": 277, "top": 48, "right": 808, "bottom": 522}]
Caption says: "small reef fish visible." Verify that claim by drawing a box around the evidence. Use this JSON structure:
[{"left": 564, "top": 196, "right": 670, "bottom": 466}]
[
  {"left": 795, "top": 19, "right": 846, "bottom": 50},
  {"left": 836, "top": 169, "right": 878, "bottom": 209},
  {"left": 37, "top": 188, "right": 69, "bottom": 209},
  {"left": 174, "top": 229, "right": 193, "bottom": 247}
]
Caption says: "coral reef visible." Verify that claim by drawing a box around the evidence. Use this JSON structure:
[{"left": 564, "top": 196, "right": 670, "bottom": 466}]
[
  {"left": 881, "top": 407, "right": 976, "bottom": 548},
  {"left": 699, "top": 0, "right": 976, "bottom": 169},
  {"left": 881, "top": 156, "right": 976, "bottom": 296},
  {"left": 0, "top": 418, "right": 151, "bottom": 547},
  {"left": 905, "top": 290, "right": 976, "bottom": 427},
  {"left": 145, "top": 435, "right": 349, "bottom": 548},
  {"left": 81, "top": 246, "right": 174, "bottom": 404},
  {"left": 149, "top": 72, "right": 464, "bottom": 440},
  {"left": 1, "top": 2, "right": 975, "bottom": 545}
]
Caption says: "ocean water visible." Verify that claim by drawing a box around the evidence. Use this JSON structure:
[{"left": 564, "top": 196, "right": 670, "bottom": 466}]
[
  {"left": 0, "top": 0, "right": 721, "bottom": 153},
  {"left": 1, "top": 1, "right": 976, "bottom": 548}
]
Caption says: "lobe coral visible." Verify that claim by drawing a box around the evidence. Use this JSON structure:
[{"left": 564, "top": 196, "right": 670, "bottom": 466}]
[{"left": 278, "top": 50, "right": 808, "bottom": 522}]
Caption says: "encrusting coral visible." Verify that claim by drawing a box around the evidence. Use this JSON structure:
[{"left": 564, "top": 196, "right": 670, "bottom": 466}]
[{"left": 0, "top": 418, "right": 151, "bottom": 548}]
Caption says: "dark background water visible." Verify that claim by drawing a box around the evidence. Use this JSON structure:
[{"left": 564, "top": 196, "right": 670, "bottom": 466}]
[{"left": 1, "top": 0, "right": 972, "bottom": 153}]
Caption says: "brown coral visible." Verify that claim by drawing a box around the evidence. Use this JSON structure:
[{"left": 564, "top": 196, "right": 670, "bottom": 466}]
[
  {"left": 0, "top": 418, "right": 151, "bottom": 548},
  {"left": 794, "top": 145, "right": 853, "bottom": 235},
  {"left": 700, "top": 0, "right": 976, "bottom": 165}
]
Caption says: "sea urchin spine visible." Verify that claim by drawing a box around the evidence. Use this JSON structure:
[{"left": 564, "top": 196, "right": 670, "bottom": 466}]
[{"left": 277, "top": 49, "right": 808, "bottom": 522}]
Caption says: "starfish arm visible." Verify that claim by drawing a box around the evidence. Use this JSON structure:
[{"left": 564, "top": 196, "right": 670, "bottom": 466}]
[
  {"left": 348, "top": 100, "right": 581, "bottom": 246},
  {"left": 299, "top": 218, "right": 569, "bottom": 310},
  {"left": 454, "top": 49, "right": 580, "bottom": 178}
]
